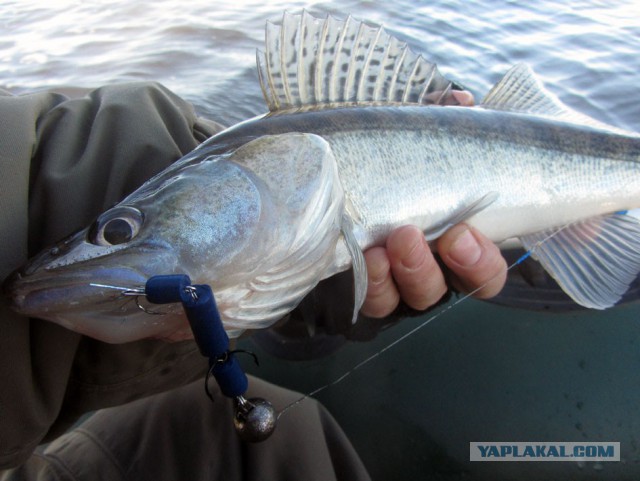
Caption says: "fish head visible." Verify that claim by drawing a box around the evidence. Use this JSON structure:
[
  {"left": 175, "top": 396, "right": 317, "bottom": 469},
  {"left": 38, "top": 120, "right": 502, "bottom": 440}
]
[
  {"left": 4, "top": 132, "right": 346, "bottom": 343},
  {"left": 4, "top": 154, "right": 272, "bottom": 343}
]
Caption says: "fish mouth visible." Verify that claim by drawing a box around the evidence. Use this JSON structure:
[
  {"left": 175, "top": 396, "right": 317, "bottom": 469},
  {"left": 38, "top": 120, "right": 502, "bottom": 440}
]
[
  {"left": 2, "top": 234, "right": 194, "bottom": 342},
  {"left": 3, "top": 265, "right": 192, "bottom": 343},
  {"left": 4, "top": 264, "right": 149, "bottom": 318}
]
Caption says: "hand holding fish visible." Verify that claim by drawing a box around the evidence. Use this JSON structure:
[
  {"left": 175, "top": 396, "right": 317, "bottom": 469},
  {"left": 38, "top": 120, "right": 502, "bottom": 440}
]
[
  {"left": 360, "top": 90, "right": 507, "bottom": 319},
  {"left": 361, "top": 224, "right": 507, "bottom": 318}
]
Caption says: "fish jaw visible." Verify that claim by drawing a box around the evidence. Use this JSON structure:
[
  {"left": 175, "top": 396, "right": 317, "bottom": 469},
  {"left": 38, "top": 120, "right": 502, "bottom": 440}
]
[
  {"left": 3, "top": 231, "right": 192, "bottom": 342},
  {"left": 5, "top": 269, "right": 187, "bottom": 343}
]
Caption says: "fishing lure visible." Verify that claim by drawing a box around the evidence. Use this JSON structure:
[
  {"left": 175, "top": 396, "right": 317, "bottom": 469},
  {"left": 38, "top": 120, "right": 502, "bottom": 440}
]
[{"left": 104, "top": 274, "right": 278, "bottom": 442}]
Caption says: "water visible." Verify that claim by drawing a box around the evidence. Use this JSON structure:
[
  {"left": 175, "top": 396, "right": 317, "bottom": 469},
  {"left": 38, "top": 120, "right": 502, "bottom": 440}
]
[
  {"left": 2, "top": 1, "right": 639, "bottom": 480},
  {"left": 1, "top": 1, "right": 638, "bottom": 130}
]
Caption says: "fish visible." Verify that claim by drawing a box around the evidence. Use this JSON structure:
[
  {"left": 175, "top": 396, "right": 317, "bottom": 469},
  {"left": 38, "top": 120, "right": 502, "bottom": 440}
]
[{"left": 4, "top": 11, "right": 640, "bottom": 343}]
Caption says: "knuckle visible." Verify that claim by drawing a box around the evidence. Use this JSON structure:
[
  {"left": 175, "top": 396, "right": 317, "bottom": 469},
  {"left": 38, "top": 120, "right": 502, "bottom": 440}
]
[
  {"left": 396, "top": 260, "right": 448, "bottom": 310},
  {"left": 361, "top": 287, "right": 400, "bottom": 318},
  {"left": 461, "top": 252, "right": 508, "bottom": 298},
  {"left": 403, "top": 281, "right": 448, "bottom": 311},
  {"left": 364, "top": 247, "right": 391, "bottom": 284}
]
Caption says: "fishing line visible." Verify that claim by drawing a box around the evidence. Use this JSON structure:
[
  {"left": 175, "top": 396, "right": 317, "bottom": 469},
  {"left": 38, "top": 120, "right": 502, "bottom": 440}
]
[
  {"left": 85, "top": 212, "right": 627, "bottom": 424},
  {"left": 276, "top": 224, "right": 570, "bottom": 420}
]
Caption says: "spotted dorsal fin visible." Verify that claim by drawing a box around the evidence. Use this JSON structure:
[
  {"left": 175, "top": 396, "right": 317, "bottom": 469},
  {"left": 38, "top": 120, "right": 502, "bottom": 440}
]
[
  {"left": 481, "top": 64, "right": 636, "bottom": 135},
  {"left": 257, "top": 11, "right": 458, "bottom": 112}
]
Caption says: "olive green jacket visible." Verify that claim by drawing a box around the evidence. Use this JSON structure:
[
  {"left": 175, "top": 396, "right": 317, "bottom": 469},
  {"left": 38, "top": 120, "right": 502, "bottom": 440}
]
[{"left": 0, "top": 83, "right": 223, "bottom": 468}]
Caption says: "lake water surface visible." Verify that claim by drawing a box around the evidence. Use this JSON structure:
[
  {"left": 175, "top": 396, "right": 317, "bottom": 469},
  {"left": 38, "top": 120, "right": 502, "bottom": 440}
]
[{"left": 2, "top": 1, "right": 639, "bottom": 480}]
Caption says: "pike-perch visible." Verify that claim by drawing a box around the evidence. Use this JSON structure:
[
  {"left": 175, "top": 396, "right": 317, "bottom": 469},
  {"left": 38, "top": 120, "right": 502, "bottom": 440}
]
[{"left": 5, "top": 12, "right": 640, "bottom": 342}]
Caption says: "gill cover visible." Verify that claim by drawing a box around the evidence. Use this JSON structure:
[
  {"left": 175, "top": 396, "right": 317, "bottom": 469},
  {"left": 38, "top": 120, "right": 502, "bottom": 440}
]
[{"left": 214, "top": 133, "right": 350, "bottom": 335}]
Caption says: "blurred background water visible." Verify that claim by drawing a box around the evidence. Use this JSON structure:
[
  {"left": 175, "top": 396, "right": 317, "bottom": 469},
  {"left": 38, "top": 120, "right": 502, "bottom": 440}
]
[{"left": 1, "top": 0, "right": 639, "bottom": 479}]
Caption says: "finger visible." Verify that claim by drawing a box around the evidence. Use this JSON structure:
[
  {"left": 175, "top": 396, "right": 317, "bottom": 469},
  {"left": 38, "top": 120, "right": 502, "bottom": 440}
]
[
  {"left": 451, "top": 90, "right": 475, "bottom": 106},
  {"left": 425, "top": 89, "right": 475, "bottom": 106},
  {"left": 361, "top": 246, "right": 401, "bottom": 318},
  {"left": 387, "top": 225, "right": 448, "bottom": 310},
  {"left": 437, "top": 224, "right": 507, "bottom": 298}
]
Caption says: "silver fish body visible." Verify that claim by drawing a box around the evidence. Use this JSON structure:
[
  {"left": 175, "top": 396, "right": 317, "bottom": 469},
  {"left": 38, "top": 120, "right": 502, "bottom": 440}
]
[
  {"left": 203, "top": 105, "right": 640, "bottom": 249},
  {"left": 5, "top": 12, "right": 640, "bottom": 342}
]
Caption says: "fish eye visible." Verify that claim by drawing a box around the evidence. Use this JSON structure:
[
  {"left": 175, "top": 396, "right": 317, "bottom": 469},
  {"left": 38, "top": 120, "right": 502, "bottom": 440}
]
[{"left": 89, "top": 207, "right": 144, "bottom": 247}]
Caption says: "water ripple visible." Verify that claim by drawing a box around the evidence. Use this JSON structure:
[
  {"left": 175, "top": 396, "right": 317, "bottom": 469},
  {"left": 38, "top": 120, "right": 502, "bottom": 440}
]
[{"left": 0, "top": 0, "right": 637, "bottom": 129}]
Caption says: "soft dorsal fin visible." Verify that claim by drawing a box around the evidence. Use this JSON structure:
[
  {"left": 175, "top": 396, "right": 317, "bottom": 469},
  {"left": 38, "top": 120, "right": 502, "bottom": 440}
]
[
  {"left": 481, "top": 64, "right": 636, "bottom": 135},
  {"left": 257, "top": 11, "right": 458, "bottom": 112}
]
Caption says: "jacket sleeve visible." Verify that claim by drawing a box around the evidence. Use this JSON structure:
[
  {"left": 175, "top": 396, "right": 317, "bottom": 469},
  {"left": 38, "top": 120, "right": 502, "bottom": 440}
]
[{"left": 0, "top": 82, "right": 222, "bottom": 468}]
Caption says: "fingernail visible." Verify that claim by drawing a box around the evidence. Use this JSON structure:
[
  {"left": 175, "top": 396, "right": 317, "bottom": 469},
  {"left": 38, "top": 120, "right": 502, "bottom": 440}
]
[
  {"left": 449, "top": 228, "right": 481, "bottom": 266},
  {"left": 401, "top": 237, "right": 426, "bottom": 270}
]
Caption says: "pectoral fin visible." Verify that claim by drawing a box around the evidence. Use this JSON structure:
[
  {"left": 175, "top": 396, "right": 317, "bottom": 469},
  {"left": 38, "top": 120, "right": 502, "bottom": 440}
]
[
  {"left": 341, "top": 214, "right": 368, "bottom": 324},
  {"left": 519, "top": 212, "right": 640, "bottom": 309},
  {"left": 424, "top": 192, "right": 499, "bottom": 241}
]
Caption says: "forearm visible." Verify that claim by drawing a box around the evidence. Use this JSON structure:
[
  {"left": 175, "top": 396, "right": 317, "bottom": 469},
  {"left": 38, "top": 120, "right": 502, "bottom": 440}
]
[{"left": 0, "top": 83, "right": 221, "bottom": 467}]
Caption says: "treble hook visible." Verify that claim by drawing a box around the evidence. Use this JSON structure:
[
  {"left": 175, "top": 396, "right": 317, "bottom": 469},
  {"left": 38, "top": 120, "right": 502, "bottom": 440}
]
[
  {"left": 133, "top": 295, "right": 168, "bottom": 315},
  {"left": 89, "top": 283, "right": 167, "bottom": 315}
]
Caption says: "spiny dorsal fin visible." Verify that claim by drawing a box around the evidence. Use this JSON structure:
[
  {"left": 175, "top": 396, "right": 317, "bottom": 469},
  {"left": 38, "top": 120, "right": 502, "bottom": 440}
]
[
  {"left": 481, "top": 64, "right": 636, "bottom": 135},
  {"left": 257, "top": 11, "right": 457, "bottom": 112}
]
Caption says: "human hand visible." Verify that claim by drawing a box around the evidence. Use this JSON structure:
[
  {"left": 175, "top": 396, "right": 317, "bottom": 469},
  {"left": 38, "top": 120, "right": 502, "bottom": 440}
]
[{"left": 360, "top": 224, "right": 507, "bottom": 318}]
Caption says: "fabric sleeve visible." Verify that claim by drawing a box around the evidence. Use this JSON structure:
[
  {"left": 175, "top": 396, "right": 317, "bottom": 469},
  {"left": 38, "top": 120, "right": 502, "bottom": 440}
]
[{"left": 0, "top": 82, "right": 222, "bottom": 468}]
